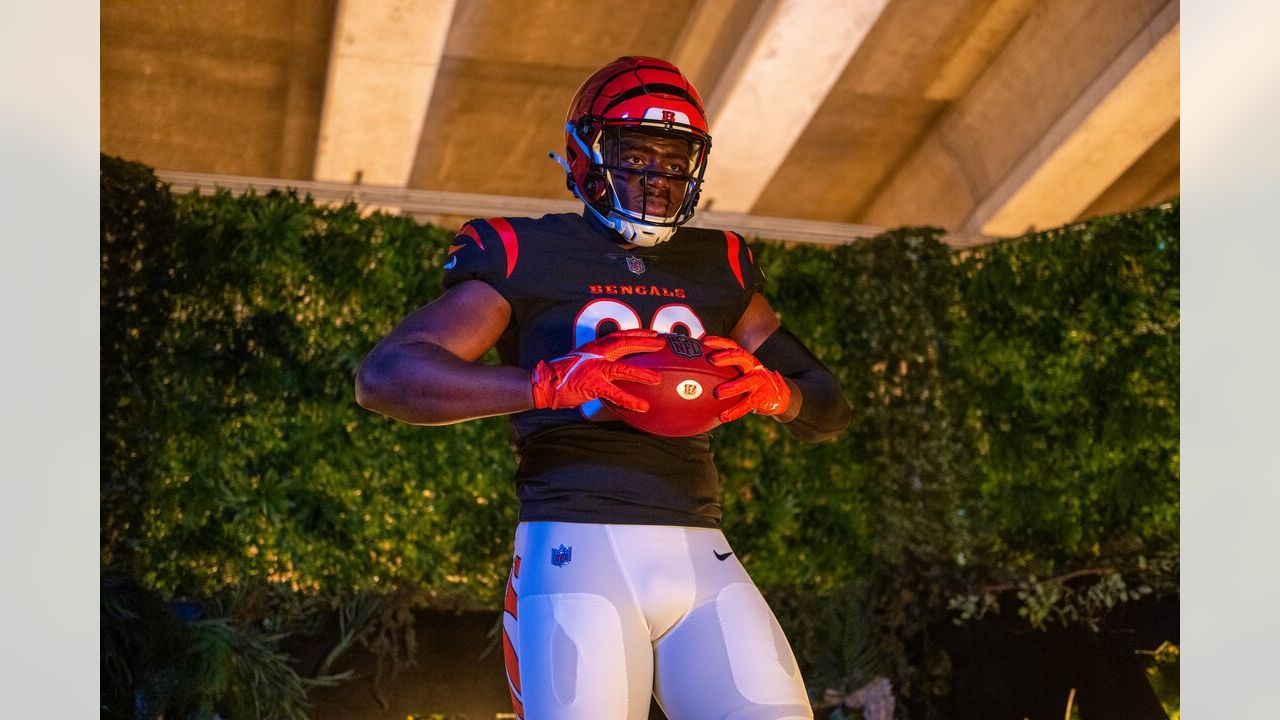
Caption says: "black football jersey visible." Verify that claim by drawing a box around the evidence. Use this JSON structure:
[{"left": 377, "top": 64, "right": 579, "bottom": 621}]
[{"left": 442, "top": 212, "right": 765, "bottom": 527}]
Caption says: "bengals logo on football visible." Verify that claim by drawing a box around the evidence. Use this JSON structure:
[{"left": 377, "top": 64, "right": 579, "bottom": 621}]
[{"left": 677, "top": 380, "right": 703, "bottom": 400}]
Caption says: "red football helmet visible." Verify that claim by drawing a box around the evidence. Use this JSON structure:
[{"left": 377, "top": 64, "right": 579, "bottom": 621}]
[{"left": 553, "top": 56, "right": 711, "bottom": 246}]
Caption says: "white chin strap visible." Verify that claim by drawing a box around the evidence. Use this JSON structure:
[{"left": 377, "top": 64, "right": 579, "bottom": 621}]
[
  {"left": 581, "top": 197, "right": 678, "bottom": 247},
  {"left": 617, "top": 217, "right": 677, "bottom": 247}
]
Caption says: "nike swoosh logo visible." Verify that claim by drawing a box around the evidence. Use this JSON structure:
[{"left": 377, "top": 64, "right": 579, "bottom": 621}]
[
  {"left": 443, "top": 256, "right": 458, "bottom": 269},
  {"left": 713, "top": 550, "right": 733, "bottom": 561},
  {"left": 554, "top": 351, "right": 603, "bottom": 389}
]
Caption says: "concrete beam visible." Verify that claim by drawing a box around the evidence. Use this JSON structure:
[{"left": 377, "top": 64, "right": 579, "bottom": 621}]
[
  {"left": 968, "top": 17, "right": 1180, "bottom": 235},
  {"left": 155, "top": 169, "right": 994, "bottom": 249},
  {"left": 668, "top": 0, "right": 761, "bottom": 99},
  {"left": 313, "top": 0, "right": 456, "bottom": 185},
  {"left": 923, "top": 0, "right": 1040, "bottom": 101},
  {"left": 1077, "top": 122, "right": 1179, "bottom": 222},
  {"left": 699, "top": 0, "right": 891, "bottom": 213},
  {"left": 860, "top": 0, "right": 1176, "bottom": 232}
]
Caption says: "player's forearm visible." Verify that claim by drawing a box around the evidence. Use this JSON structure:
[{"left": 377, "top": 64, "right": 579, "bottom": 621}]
[
  {"left": 355, "top": 342, "right": 533, "bottom": 425},
  {"left": 776, "top": 366, "right": 852, "bottom": 442},
  {"left": 754, "top": 328, "right": 852, "bottom": 442}
]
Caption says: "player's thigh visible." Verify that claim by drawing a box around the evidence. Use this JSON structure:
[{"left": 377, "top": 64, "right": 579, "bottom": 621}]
[
  {"left": 507, "top": 522, "right": 654, "bottom": 720},
  {"left": 653, "top": 580, "right": 812, "bottom": 720}
]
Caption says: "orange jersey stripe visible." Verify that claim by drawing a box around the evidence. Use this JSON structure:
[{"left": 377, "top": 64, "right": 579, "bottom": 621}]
[
  {"left": 459, "top": 223, "right": 485, "bottom": 249},
  {"left": 725, "top": 231, "right": 745, "bottom": 289},
  {"left": 488, "top": 217, "right": 519, "bottom": 279}
]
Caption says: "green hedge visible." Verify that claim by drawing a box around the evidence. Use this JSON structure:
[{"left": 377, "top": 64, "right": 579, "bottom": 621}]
[
  {"left": 101, "top": 155, "right": 1177, "bottom": 713},
  {"left": 103, "top": 158, "right": 517, "bottom": 610}
]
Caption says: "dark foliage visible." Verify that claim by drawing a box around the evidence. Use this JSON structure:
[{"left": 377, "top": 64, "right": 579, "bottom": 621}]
[{"left": 100, "top": 155, "right": 1177, "bottom": 717}]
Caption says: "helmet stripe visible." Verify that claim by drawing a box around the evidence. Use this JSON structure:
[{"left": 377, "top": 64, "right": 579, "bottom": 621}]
[{"left": 600, "top": 83, "right": 704, "bottom": 116}]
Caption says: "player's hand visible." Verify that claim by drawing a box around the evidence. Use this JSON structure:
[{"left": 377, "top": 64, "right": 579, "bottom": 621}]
[
  {"left": 530, "top": 329, "right": 665, "bottom": 411},
  {"left": 703, "top": 335, "right": 792, "bottom": 422}
]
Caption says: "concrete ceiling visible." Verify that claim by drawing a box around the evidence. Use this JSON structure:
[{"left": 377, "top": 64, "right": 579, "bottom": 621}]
[{"left": 101, "top": 0, "right": 1179, "bottom": 244}]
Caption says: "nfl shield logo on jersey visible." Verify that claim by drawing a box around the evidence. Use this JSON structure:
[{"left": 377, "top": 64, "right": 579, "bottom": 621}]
[
  {"left": 625, "top": 256, "right": 646, "bottom": 276},
  {"left": 550, "top": 544, "right": 573, "bottom": 567}
]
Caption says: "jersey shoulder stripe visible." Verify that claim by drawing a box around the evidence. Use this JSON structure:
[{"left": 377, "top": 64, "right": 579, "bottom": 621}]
[
  {"left": 487, "top": 217, "right": 520, "bottom": 279},
  {"left": 458, "top": 222, "right": 486, "bottom": 250},
  {"left": 724, "top": 230, "right": 745, "bottom": 289},
  {"left": 458, "top": 217, "right": 520, "bottom": 279},
  {"left": 444, "top": 218, "right": 511, "bottom": 291}
]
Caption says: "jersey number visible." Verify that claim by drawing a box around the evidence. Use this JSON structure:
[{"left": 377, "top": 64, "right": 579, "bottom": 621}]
[{"left": 573, "top": 299, "right": 706, "bottom": 418}]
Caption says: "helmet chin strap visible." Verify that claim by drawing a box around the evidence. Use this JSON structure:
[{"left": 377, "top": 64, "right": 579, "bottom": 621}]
[
  {"left": 584, "top": 198, "right": 676, "bottom": 247},
  {"left": 626, "top": 222, "right": 676, "bottom": 247},
  {"left": 549, "top": 150, "right": 572, "bottom": 175}
]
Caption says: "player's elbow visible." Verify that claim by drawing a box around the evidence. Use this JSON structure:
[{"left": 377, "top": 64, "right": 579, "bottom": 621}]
[
  {"left": 354, "top": 348, "right": 465, "bottom": 426},
  {"left": 354, "top": 355, "right": 390, "bottom": 413},
  {"left": 354, "top": 350, "right": 421, "bottom": 420}
]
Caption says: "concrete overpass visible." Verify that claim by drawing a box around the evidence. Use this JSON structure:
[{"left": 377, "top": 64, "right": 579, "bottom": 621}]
[{"left": 102, "top": 0, "right": 1178, "bottom": 245}]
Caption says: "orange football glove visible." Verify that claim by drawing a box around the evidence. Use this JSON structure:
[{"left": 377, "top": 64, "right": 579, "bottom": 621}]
[
  {"left": 703, "top": 335, "right": 792, "bottom": 422},
  {"left": 531, "top": 329, "right": 665, "bottom": 411}
]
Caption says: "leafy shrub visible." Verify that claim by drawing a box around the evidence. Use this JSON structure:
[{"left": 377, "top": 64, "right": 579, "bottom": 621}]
[{"left": 101, "top": 155, "right": 1177, "bottom": 715}]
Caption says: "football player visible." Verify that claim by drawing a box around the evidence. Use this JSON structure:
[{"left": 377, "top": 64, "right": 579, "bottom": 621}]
[{"left": 357, "top": 56, "right": 852, "bottom": 720}]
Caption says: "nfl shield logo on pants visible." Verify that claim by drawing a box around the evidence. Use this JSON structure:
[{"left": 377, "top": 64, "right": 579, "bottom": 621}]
[{"left": 550, "top": 544, "right": 572, "bottom": 567}]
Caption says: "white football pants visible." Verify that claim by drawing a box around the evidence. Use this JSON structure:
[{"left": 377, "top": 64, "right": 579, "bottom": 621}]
[{"left": 501, "top": 521, "right": 813, "bottom": 720}]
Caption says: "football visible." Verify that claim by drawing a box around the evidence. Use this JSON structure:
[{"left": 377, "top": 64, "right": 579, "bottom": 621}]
[{"left": 608, "top": 333, "right": 741, "bottom": 437}]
